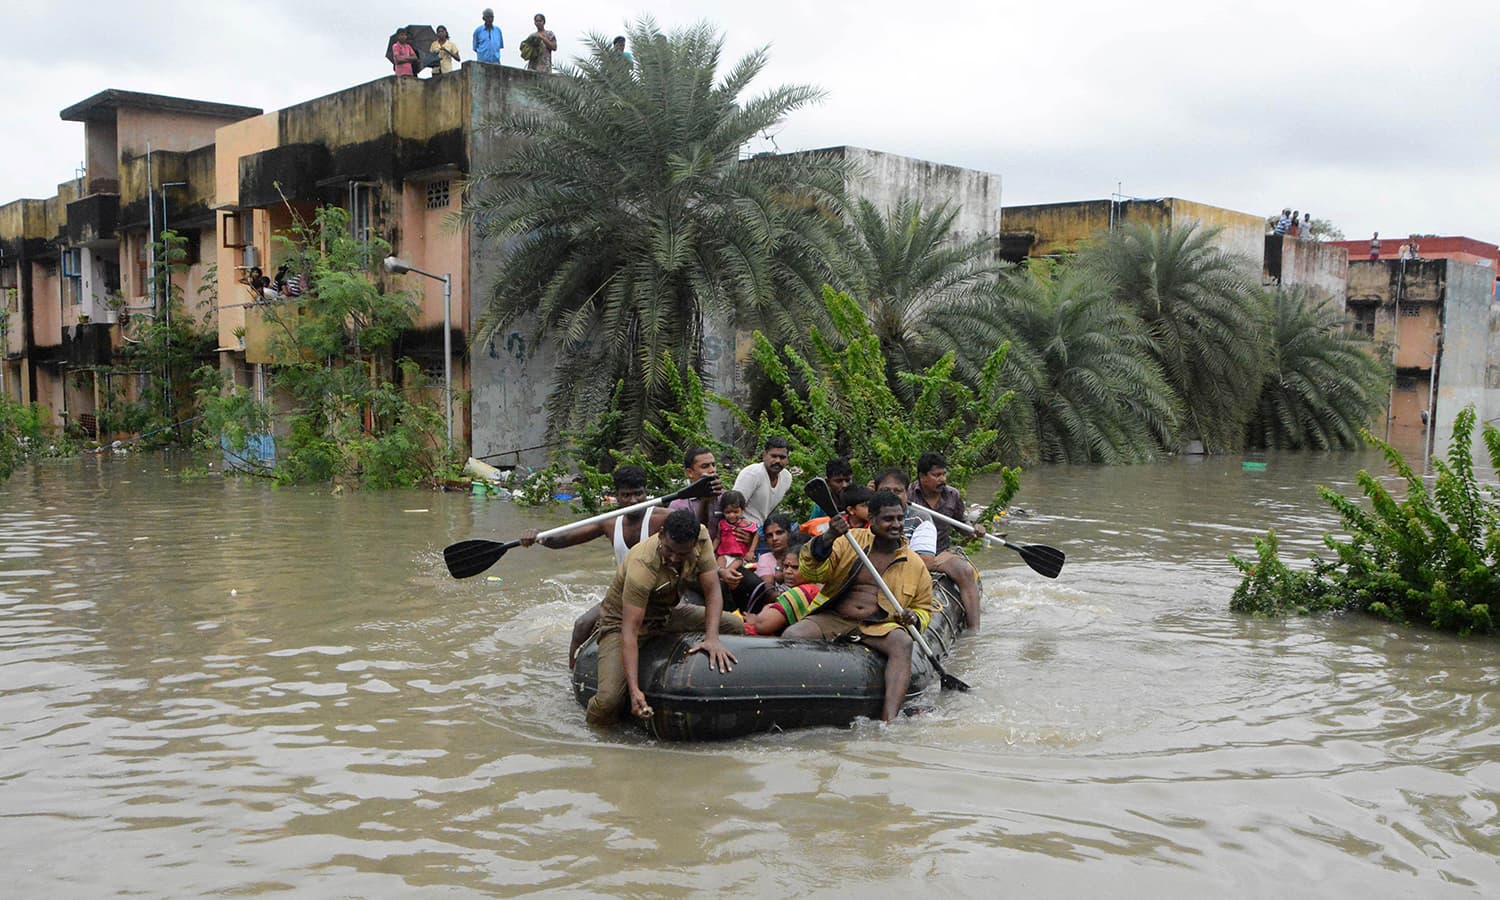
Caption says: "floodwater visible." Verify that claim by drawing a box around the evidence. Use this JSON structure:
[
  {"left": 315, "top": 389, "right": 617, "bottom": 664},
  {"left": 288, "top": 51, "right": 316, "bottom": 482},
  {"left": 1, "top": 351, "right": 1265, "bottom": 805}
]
[{"left": 1, "top": 451, "right": 1496, "bottom": 897}]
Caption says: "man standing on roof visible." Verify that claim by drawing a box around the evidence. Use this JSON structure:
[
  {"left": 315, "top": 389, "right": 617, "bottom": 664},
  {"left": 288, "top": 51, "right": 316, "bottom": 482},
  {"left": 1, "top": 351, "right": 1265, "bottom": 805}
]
[
  {"left": 473, "top": 8, "right": 503, "bottom": 64},
  {"left": 731, "top": 437, "right": 792, "bottom": 531},
  {"left": 586, "top": 509, "right": 741, "bottom": 726}
]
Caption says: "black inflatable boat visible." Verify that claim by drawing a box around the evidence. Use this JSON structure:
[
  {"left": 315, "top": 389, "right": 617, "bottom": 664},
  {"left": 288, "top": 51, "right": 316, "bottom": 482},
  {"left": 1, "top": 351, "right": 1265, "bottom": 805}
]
[{"left": 570, "top": 574, "right": 968, "bottom": 740}]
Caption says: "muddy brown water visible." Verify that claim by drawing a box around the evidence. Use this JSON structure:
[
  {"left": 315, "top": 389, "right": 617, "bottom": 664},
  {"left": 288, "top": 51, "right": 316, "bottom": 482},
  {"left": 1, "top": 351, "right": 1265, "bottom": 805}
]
[{"left": 1, "top": 452, "right": 1496, "bottom": 896}]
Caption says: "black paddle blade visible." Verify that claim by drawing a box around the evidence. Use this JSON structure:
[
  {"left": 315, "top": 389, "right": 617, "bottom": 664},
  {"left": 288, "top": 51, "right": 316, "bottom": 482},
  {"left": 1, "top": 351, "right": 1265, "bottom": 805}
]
[
  {"left": 804, "top": 477, "right": 839, "bottom": 516},
  {"left": 937, "top": 665, "right": 972, "bottom": 692},
  {"left": 1011, "top": 542, "right": 1065, "bottom": 579},
  {"left": 675, "top": 474, "right": 718, "bottom": 502},
  {"left": 443, "top": 539, "right": 518, "bottom": 579}
]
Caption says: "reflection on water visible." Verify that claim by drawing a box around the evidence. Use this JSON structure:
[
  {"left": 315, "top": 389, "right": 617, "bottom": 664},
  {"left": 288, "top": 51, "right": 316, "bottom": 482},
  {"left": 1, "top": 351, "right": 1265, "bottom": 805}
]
[{"left": 1, "top": 451, "right": 1497, "bottom": 896}]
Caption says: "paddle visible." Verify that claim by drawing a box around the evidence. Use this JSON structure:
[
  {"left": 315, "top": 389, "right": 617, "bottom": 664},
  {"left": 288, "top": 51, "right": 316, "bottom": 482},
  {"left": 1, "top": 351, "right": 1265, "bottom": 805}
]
[
  {"left": 443, "top": 475, "right": 718, "bottom": 579},
  {"left": 806, "top": 477, "right": 970, "bottom": 692},
  {"left": 913, "top": 503, "right": 1066, "bottom": 579}
]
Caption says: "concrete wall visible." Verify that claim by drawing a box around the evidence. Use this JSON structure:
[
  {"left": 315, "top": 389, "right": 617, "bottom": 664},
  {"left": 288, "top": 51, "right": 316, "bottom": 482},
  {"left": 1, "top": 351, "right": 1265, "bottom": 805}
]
[
  {"left": 1001, "top": 197, "right": 1264, "bottom": 270},
  {"left": 115, "top": 107, "right": 234, "bottom": 157},
  {"left": 838, "top": 146, "right": 1002, "bottom": 244},
  {"left": 1264, "top": 234, "right": 1349, "bottom": 304},
  {"left": 1434, "top": 260, "right": 1497, "bottom": 454}
]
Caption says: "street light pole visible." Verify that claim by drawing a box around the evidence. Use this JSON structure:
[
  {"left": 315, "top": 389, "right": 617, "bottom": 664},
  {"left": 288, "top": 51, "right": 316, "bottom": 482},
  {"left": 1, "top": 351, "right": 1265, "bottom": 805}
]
[{"left": 382, "top": 256, "right": 453, "bottom": 451}]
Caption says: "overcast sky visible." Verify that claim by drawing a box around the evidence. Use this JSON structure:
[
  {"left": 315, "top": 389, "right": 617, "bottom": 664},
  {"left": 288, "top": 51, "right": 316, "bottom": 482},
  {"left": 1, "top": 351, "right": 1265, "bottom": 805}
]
[{"left": 8, "top": 1, "right": 1499, "bottom": 240}]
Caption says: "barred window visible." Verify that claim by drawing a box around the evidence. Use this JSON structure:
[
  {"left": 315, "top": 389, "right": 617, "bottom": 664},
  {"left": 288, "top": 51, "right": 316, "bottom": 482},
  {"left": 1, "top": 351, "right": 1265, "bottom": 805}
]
[
  {"left": 1396, "top": 376, "right": 1418, "bottom": 392},
  {"left": 1350, "top": 305, "right": 1376, "bottom": 337},
  {"left": 1399, "top": 302, "right": 1423, "bottom": 317},
  {"left": 425, "top": 180, "right": 451, "bottom": 210}
]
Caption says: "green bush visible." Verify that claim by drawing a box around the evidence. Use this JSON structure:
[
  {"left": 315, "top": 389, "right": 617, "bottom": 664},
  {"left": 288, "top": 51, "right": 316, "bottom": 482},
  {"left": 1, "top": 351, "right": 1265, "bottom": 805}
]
[{"left": 1230, "top": 405, "right": 1499, "bottom": 635}]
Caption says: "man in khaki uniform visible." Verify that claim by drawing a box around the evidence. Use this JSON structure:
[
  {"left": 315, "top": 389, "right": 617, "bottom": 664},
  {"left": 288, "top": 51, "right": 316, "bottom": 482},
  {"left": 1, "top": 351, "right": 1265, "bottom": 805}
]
[
  {"left": 587, "top": 509, "right": 742, "bottom": 726},
  {"left": 791, "top": 491, "right": 939, "bottom": 722}
]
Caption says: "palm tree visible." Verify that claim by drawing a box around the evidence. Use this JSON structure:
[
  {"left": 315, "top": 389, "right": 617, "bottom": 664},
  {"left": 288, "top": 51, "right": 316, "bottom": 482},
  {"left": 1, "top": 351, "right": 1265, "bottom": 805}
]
[
  {"left": 943, "top": 264, "right": 1178, "bottom": 464},
  {"left": 841, "top": 197, "right": 1004, "bottom": 395},
  {"left": 1246, "top": 289, "right": 1390, "bottom": 450},
  {"left": 1083, "top": 223, "right": 1269, "bottom": 453},
  {"left": 464, "top": 20, "right": 847, "bottom": 440}
]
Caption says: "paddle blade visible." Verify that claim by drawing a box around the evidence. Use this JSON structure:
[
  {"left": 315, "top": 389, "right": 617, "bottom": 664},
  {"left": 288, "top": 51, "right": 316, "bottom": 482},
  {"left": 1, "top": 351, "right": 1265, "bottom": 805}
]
[
  {"left": 804, "top": 477, "right": 839, "bottom": 516},
  {"left": 674, "top": 474, "right": 718, "bottom": 502},
  {"left": 938, "top": 667, "right": 972, "bottom": 692},
  {"left": 1012, "top": 542, "right": 1066, "bottom": 579},
  {"left": 443, "top": 539, "right": 516, "bottom": 579}
]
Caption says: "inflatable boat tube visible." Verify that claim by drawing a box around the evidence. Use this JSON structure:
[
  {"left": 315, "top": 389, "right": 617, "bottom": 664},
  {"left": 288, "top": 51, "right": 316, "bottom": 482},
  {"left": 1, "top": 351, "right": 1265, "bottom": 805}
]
[{"left": 571, "top": 573, "right": 969, "bottom": 740}]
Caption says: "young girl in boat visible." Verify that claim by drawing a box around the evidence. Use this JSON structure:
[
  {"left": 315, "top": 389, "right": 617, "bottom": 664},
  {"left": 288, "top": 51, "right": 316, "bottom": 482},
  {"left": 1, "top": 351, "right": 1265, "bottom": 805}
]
[{"left": 714, "top": 491, "right": 759, "bottom": 570}]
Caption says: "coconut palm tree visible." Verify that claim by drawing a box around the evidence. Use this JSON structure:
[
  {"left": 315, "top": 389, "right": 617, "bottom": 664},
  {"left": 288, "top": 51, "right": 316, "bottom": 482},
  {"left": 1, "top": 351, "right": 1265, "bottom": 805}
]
[
  {"left": 841, "top": 197, "right": 1004, "bottom": 395},
  {"left": 1246, "top": 288, "right": 1390, "bottom": 450},
  {"left": 1083, "top": 223, "right": 1269, "bottom": 453},
  {"left": 945, "top": 264, "right": 1178, "bottom": 464},
  {"left": 464, "top": 20, "right": 847, "bottom": 440}
]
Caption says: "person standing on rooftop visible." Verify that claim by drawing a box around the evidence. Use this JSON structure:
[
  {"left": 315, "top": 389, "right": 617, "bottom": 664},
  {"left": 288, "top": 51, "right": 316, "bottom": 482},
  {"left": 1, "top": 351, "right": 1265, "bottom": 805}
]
[
  {"left": 526, "top": 13, "right": 558, "bottom": 74},
  {"left": 431, "top": 26, "right": 461, "bottom": 75},
  {"left": 473, "top": 8, "right": 503, "bottom": 63}
]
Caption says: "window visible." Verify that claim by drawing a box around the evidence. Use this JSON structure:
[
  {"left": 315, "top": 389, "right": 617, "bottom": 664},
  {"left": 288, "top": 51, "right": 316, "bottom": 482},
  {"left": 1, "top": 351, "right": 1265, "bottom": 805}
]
[
  {"left": 222, "top": 211, "right": 249, "bottom": 248},
  {"left": 350, "top": 184, "right": 377, "bottom": 243},
  {"left": 425, "top": 180, "right": 451, "bottom": 210},
  {"left": 0, "top": 264, "right": 16, "bottom": 290},
  {"left": 1350, "top": 305, "right": 1376, "bottom": 338},
  {"left": 1396, "top": 376, "right": 1418, "bottom": 392},
  {"left": 62, "top": 248, "right": 83, "bottom": 306},
  {"left": 1400, "top": 302, "right": 1423, "bottom": 317}
]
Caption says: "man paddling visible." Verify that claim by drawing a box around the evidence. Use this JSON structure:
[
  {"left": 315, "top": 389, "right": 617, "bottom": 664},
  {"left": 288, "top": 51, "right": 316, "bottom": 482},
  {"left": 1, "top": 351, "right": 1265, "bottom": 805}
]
[
  {"left": 788, "top": 491, "right": 937, "bottom": 722},
  {"left": 908, "top": 452, "right": 985, "bottom": 631},
  {"left": 587, "top": 509, "right": 741, "bottom": 726}
]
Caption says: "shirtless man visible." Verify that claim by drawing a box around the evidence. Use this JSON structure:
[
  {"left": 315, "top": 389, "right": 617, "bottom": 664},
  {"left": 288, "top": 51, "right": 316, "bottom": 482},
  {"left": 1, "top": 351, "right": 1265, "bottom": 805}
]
[
  {"left": 788, "top": 491, "right": 938, "bottom": 722},
  {"left": 519, "top": 466, "right": 667, "bottom": 665}
]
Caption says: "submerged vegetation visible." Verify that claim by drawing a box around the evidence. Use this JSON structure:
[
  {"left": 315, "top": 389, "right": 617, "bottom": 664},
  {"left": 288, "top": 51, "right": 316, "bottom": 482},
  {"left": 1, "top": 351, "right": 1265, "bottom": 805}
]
[{"left": 1231, "top": 406, "right": 1498, "bottom": 636}]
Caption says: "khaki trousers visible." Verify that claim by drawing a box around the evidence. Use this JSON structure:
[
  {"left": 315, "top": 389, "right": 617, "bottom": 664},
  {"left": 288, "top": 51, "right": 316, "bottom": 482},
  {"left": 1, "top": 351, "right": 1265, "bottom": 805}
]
[{"left": 585, "top": 606, "right": 744, "bottom": 726}]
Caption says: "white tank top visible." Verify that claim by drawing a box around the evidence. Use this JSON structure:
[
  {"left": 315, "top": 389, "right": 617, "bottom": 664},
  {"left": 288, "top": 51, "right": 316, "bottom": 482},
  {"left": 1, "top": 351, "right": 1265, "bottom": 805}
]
[{"left": 613, "top": 513, "right": 651, "bottom": 566}]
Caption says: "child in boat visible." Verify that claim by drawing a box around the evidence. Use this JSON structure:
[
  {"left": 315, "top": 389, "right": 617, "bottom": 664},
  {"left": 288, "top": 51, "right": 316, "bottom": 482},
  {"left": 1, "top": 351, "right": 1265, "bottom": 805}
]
[
  {"left": 715, "top": 490, "right": 759, "bottom": 569},
  {"left": 798, "top": 484, "right": 873, "bottom": 537},
  {"left": 746, "top": 543, "right": 822, "bottom": 636}
]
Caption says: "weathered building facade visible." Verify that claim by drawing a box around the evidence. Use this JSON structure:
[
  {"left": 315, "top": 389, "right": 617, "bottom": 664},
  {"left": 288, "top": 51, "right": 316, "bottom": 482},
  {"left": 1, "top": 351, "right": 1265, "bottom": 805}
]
[{"left": 998, "top": 196, "right": 1267, "bottom": 265}]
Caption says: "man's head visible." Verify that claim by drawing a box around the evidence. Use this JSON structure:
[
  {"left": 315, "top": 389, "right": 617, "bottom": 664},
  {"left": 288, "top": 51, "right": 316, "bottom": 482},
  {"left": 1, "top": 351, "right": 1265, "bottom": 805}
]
[
  {"left": 916, "top": 452, "right": 948, "bottom": 493},
  {"left": 762, "top": 437, "right": 789, "bottom": 477},
  {"left": 683, "top": 446, "right": 716, "bottom": 480},
  {"left": 612, "top": 465, "right": 648, "bottom": 506},
  {"left": 872, "top": 467, "right": 909, "bottom": 494},
  {"left": 867, "top": 491, "right": 906, "bottom": 544},
  {"left": 613, "top": 35, "right": 626, "bottom": 50},
  {"left": 534, "top": 13, "right": 547, "bottom": 29},
  {"left": 482, "top": 8, "right": 494, "bottom": 24},
  {"left": 825, "top": 457, "right": 853, "bottom": 500},
  {"left": 396, "top": 29, "right": 410, "bottom": 42},
  {"left": 658, "top": 509, "right": 701, "bottom": 566},
  {"left": 436, "top": 25, "right": 449, "bottom": 40}
]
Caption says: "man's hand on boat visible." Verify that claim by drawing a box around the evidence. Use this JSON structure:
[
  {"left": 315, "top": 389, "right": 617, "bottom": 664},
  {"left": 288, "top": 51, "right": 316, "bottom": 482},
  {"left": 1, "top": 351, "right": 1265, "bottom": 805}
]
[
  {"left": 688, "top": 636, "right": 736, "bottom": 672},
  {"left": 629, "top": 687, "right": 654, "bottom": 719}
]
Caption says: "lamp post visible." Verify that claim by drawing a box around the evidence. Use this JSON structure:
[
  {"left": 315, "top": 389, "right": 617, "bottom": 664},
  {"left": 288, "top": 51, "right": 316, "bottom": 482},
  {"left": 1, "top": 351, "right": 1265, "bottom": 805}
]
[{"left": 382, "top": 255, "right": 452, "bottom": 451}]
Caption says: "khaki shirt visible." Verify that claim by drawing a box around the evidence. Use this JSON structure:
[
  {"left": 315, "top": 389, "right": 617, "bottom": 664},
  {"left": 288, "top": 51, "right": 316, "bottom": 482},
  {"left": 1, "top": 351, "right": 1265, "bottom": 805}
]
[
  {"left": 599, "top": 526, "right": 716, "bottom": 632},
  {"left": 799, "top": 529, "right": 940, "bottom": 636}
]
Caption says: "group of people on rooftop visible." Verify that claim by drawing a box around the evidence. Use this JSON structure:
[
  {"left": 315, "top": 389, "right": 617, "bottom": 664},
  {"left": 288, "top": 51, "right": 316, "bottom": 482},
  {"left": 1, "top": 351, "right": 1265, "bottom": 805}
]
[
  {"left": 390, "top": 9, "right": 632, "bottom": 78},
  {"left": 518, "top": 441, "right": 989, "bottom": 725}
]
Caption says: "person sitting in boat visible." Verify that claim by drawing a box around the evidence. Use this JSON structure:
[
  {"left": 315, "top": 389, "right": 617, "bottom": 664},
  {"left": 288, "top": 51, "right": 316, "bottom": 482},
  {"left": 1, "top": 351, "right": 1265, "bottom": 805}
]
[
  {"left": 870, "top": 468, "right": 938, "bottom": 557},
  {"left": 799, "top": 484, "right": 873, "bottom": 537},
  {"left": 788, "top": 491, "right": 939, "bottom": 722},
  {"left": 752, "top": 513, "right": 796, "bottom": 588},
  {"left": 746, "top": 542, "right": 822, "bottom": 636},
  {"left": 908, "top": 452, "right": 985, "bottom": 631},
  {"left": 518, "top": 465, "right": 667, "bottom": 667},
  {"left": 814, "top": 457, "right": 854, "bottom": 517},
  {"left": 586, "top": 509, "right": 742, "bottom": 726},
  {"left": 667, "top": 445, "right": 753, "bottom": 602}
]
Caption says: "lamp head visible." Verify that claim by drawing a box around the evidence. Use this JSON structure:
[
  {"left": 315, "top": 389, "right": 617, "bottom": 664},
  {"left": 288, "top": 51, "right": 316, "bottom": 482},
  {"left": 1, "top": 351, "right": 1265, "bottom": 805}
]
[{"left": 383, "top": 255, "right": 411, "bottom": 275}]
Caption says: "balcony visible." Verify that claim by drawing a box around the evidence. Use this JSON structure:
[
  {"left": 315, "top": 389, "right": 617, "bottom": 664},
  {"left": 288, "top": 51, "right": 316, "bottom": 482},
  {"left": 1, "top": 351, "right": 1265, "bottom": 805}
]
[{"left": 66, "top": 193, "right": 120, "bottom": 247}]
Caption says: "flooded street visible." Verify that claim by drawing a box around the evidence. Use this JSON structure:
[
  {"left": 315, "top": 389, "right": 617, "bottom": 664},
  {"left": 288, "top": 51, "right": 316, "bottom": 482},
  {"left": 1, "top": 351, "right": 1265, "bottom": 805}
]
[{"left": 2, "top": 452, "right": 1496, "bottom": 896}]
